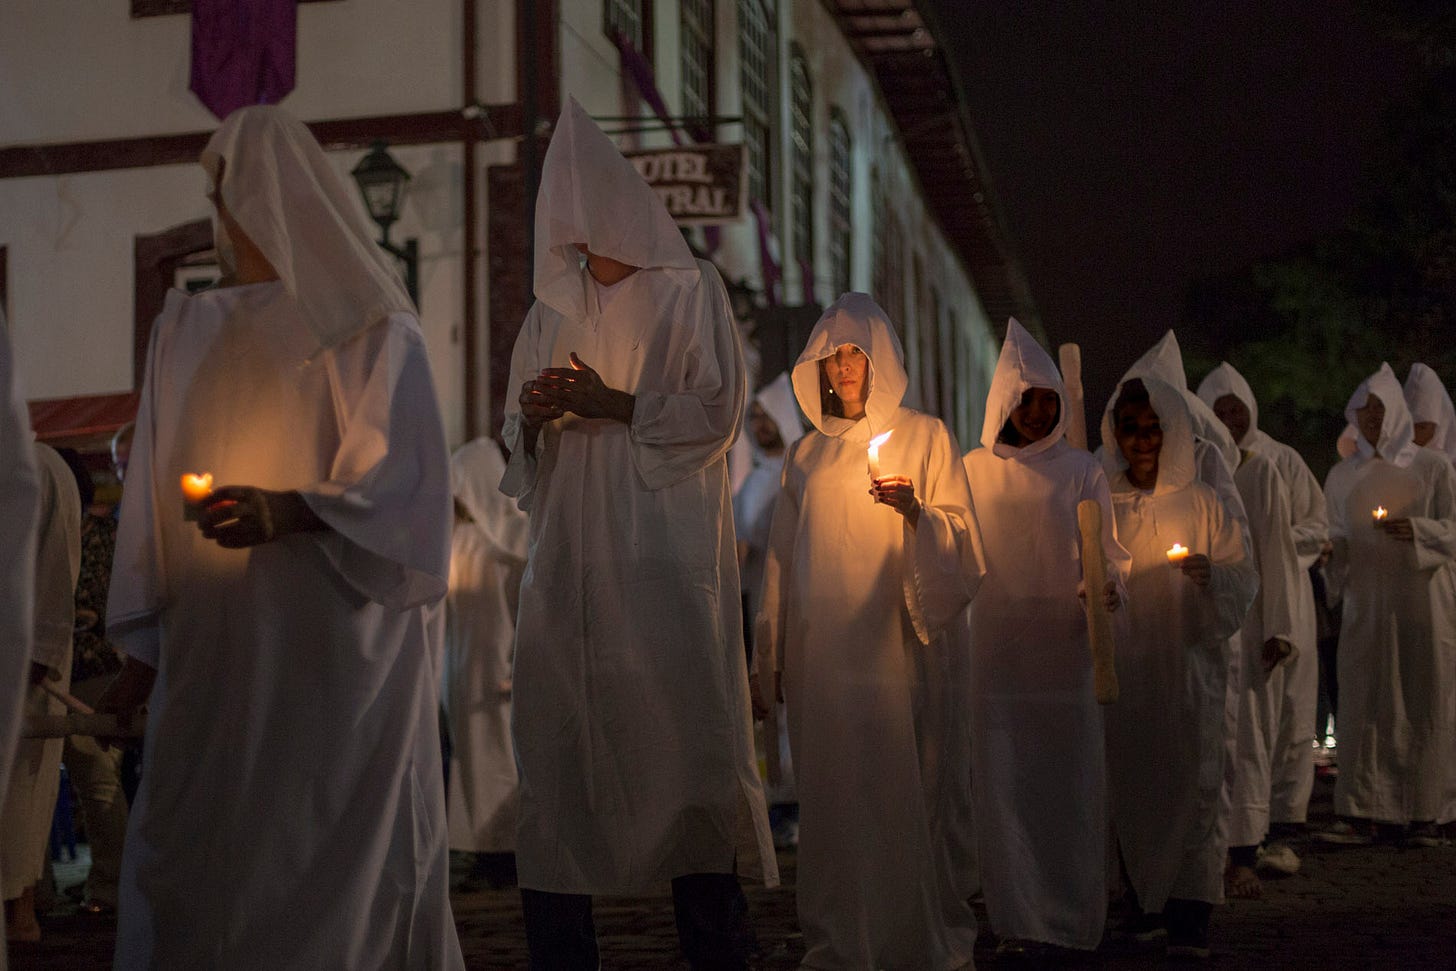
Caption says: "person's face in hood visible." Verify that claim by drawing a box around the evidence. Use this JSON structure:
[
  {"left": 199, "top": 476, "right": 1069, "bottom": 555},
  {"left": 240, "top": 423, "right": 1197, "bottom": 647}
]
[
  {"left": 1212, "top": 394, "right": 1252, "bottom": 447},
  {"left": 1114, "top": 396, "right": 1163, "bottom": 489},
  {"left": 748, "top": 401, "right": 784, "bottom": 452},
  {"left": 1006, "top": 387, "right": 1060, "bottom": 445},
  {"left": 1356, "top": 393, "right": 1386, "bottom": 448},
  {"left": 1413, "top": 421, "right": 1437, "bottom": 447},
  {"left": 821, "top": 344, "right": 870, "bottom": 418}
]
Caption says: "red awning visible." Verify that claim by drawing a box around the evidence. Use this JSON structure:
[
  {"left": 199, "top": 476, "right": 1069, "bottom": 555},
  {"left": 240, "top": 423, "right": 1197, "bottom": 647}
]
[{"left": 28, "top": 391, "right": 140, "bottom": 446}]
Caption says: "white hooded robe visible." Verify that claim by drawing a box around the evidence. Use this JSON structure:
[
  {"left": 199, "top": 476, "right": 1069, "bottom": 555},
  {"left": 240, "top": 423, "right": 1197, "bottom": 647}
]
[
  {"left": 444, "top": 439, "right": 528, "bottom": 854},
  {"left": 1324, "top": 364, "right": 1456, "bottom": 824},
  {"left": 1101, "top": 377, "right": 1258, "bottom": 910},
  {"left": 1197, "top": 362, "right": 1328, "bottom": 826},
  {"left": 754, "top": 293, "right": 986, "bottom": 970},
  {"left": 500, "top": 99, "right": 775, "bottom": 894},
  {"left": 108, "top": 107, "right": 461, "bottom": 969},
  {"left": 962, "top": 319, "right": 1130, "bottom": 950}
]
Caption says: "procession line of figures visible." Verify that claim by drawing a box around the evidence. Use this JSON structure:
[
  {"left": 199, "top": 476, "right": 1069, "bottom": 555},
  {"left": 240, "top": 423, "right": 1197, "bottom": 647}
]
[{"left": 2, "top": 97, "right": 1454, "bottom": 971}]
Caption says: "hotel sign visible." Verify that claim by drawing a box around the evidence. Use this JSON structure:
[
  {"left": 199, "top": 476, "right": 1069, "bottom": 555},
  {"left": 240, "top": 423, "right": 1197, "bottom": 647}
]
[{"left": 625, "top": 143, "right": 746, "bottom": 225}]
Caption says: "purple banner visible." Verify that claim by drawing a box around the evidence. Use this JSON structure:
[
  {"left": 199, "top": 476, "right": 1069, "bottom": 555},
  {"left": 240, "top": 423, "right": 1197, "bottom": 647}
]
[{"left": 190, "top": 0, "right": 297, "bottom": 121}]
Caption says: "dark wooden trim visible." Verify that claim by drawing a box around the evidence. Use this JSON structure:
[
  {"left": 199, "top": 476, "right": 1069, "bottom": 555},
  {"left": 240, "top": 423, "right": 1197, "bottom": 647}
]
[
  {"left": 0, "top": 246, "right": 7, "bottom": 320},
  {"left": 133, "top": 218, "right": 213, "bottom": 387},
  {"left": 132, "top": 0, "right": 339, "bottom": 18},
  {"left": 0, "top": 105, "right": 521, "bottom": 181}
]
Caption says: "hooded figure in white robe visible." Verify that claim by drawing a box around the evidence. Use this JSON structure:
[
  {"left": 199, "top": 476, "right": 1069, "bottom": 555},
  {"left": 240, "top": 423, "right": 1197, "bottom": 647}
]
[
  {"left": 0, "top": 313, "right": 39, "bottom": 967},
  {"left": 106, "top": 106, "right": 461, "bottom": 969},
  {"left": 1404, "top": 363, "right": 1456, "bottom": 465},
  {"left": 1323, "top": 363, "right": 1456, "bottom": 825},
  {"left": 753, "top": 292, "right": 986, "bottom": 970},
  {"left": 1198, "top": 363, "right": 1329, "bottom": 829},
  {"left": 962, "top": 319, "right": 1130, "bottom": 951},
  {"left": 444, "top": 438, "right": 527, "bottom": 855},
  {"left": 733, "top": 372, "right": 804, "bottom": 803},
  {"left": 1100, "top": 376, "right": 1258, "bottom": 916},
  {"left": 1, "top": 443, "right": 79, "bottom": 924},
  {"left": 499, "top": 98, "right": 776, "bottom": 900}
]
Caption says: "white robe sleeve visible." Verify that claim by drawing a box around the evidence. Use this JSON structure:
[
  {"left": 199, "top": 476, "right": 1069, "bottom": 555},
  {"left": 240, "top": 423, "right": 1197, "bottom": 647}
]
[
  {"left": 903, "top": 422, "right": 986, "bottom": 641},
  {"left": 1411, "top": 456, "right": 1456, "bottom": 571},
  {"left": 0, "top": 321, "right": 38, "bottom": 792},
  {"left": 1202, "top": 487, "right": 1260, "bottom": 645},
  {"left": 1200, "top": 438, "right": 1251, "bottom": 557},
  {"left": 31, "top": 446, "right": 80, "bottom": 674},
  {"left": 301, "top": 315, "right": 451, "bottom": 612},
  {"left": 752, "top": 456, "right": 800, "bottom": 701},
  {"left": 500, "top": 303, "right": 546, "bottom": 508},
  {"left": 627, "top": 273, "right": 746, "bottom": 491},
  {"left": 1284, "top": 451, "right": 1330, "bottom": 570},
  {"left": 1246, "top": 457, "right": 1298, "bottom": 646},
  {"left": 1323, "top": 462, "right": 1352, "bottom": 606}
]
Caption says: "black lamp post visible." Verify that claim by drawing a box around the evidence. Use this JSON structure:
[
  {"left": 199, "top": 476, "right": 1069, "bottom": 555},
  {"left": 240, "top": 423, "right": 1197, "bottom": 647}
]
[{"left": 350, "top": 140, "right": 420, "bottom": 306}]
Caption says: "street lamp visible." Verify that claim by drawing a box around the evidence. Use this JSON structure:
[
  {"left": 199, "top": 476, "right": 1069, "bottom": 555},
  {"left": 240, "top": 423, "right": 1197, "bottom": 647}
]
[{"left": 350, "top": 140, "right": 420, "bottom": 306}]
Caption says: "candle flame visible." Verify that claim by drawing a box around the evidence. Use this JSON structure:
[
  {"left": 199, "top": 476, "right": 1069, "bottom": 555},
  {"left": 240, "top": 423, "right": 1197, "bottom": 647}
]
[
  {"left": 1373, "top": 506, "right": 1388, "bottom": 520},
  {"left": 868, "top": 430, "right": 893, "bottom": 450},
  {"left": 181, "top": 472, "right": 213, "bottom": 503},
  {"left": 1168, "top": 543, "right": 1188, "bottom": 555}
]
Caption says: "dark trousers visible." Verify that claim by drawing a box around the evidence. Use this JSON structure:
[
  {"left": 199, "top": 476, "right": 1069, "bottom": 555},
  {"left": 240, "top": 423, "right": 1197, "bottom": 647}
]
[{"left": 522, "top": 873, "right": 754, "bottom": 970}]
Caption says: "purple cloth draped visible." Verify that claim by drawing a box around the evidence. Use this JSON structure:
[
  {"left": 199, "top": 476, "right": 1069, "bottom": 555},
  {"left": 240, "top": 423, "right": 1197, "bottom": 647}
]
[{"left": 190, "top": 0, "right": 297, "bottom": 121}]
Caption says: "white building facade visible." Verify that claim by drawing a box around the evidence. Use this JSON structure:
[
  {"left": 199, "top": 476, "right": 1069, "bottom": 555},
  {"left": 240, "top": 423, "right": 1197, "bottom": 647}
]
[{"left": 1, "top": 0, "right": 1032, "bottom": 453}]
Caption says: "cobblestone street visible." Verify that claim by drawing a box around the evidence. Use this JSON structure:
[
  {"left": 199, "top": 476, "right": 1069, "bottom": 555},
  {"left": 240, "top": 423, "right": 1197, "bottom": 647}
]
[{"left": 10, "top": 776, "right": 1456, "bottom": 969}]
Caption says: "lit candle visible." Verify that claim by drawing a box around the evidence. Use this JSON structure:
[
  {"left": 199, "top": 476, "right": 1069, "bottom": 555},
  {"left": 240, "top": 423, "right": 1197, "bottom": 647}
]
[
  {"left": 181, "top": 472, "right": 213, "bottom": 520},
  {"left": 1372, "top": 506, "right": 1388, "bottom": 524},
  {"left": 867, "top": 430, "right": 893, "bottom": 480},
  {"left": 1165, "top": 543, "right": 1191, "bottom": 566}
]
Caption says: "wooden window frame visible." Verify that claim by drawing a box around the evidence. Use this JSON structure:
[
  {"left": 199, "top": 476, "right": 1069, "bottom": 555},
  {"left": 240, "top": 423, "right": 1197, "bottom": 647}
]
[
  {"left": 827, "top": 108, "right": 852, "bottom": 299},
  {"left": 680, "top": 0, "right": 716, "bottom": 136},
  {"left": 738, "top": 0, "right": 774, "bottom": 211},
  {"left": 789, "top": 45, "right": 814, "bottom": 298},
  {"left": 605, "top": 0, "right": 653, "bottom": 65}
]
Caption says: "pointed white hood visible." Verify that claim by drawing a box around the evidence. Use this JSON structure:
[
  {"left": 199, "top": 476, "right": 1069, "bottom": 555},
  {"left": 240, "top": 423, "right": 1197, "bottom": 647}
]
[
  {"left": 755, "top": 371, "right": 804, "bottom": 449},
  {"left": 1346, "top": 362, "right": 1417, "bottom": 468},
  {"left": 980, "top": 317, "right": 1067, "bottom": 457},
  {"left": 533, "top": 97, "right": 699, "bottom": 320},
  {"left": 1121, "top": 329, "right": 1240, "bottom": 471},
  {"left": 200, "top": 105, "right": 416, "bottom": 350},
  {"left": 1195, "top": 362, "right": 1259, "bottom": 447},
  {"left": 1100, "top": 375, "right": 1198, "bottom": 497},
  {"left": 1403, "top": 363, "right": 1456, "bottom": 463},
  {"left": 791, "top": 292, "right": 908, "bottom": 442}
]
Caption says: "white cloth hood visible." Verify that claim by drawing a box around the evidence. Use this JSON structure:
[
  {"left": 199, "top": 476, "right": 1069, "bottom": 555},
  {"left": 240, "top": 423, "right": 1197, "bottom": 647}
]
[
  {"left": 791, "top": 292, "right": 908, "bottom": 441},
  {"left": 979, "top": 317, "right": 1067, "bottom": 456},
  {"left": 1346, "top": 362, "right": 1418, "bottom": 467},
  {"left": 1100, "top": 375, "right": 1198, "bottom": 496},
  {"left": 533, "top": 97, "right": 698, "bottom": 320},
  {"left": 201, "top": 105, "right": 415, "bottom": 350},
  {"left": 756, "top": 372, "right": 804, "bottom": 449},
  {"left": 450, "top": 437, "right": 528, "bottom": 562},
  {"left": 1403, "top": 363, "right": 1456, "bottom": 463},
  {"left": 1121, "top": 329, "right": 1240, "bottom": 471},
  {"left": 1195, "top": 362, "right": 1259, "bottom": 447}
]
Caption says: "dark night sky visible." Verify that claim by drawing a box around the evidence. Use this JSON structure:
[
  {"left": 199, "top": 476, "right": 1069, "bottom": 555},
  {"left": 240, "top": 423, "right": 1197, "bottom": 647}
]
[{"left": 928, "top": 1, "right": 1415, "bottom": 412}]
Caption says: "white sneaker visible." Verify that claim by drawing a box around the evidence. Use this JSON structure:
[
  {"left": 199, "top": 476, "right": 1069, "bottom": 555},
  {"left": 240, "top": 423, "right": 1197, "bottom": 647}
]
[{"left": 1256, "top": 843, "right": 1301, "bottom": 875}]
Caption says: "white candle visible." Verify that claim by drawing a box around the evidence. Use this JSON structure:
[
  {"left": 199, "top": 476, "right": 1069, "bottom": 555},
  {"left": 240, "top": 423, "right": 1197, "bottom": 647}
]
[
  {"left": 867, "top": 430, "right": 893, "bottom": 480},
  {"left": 181, "top": 472, "right": 213, "bottom": 520},
  {"left": 1166, "top": 543, "right": 1191, "bottom": 566}
]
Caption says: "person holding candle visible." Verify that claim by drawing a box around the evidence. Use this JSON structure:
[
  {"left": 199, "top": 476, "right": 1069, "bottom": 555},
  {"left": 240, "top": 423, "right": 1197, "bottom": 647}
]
[
  {"left": 500, "top": 99, "right": 773, "bottom": 970},
  {"left": 99, "top": 106, "right": 462, "bottom": 968},
  {"left": 1197, "top": 362, "right": 1330, "bottom": 883},
  {"left": 1100, "top": 376, "right": 1257, "bottom": 958},
  {"left": 960, "top": 319, "right": 1130, "bottom": 957},
  {"left": 751, "top": 292, "right": 986, "bottom": 970},
  {"left": 1318, "top": 364, "right": 1456, "bottom": 847}
]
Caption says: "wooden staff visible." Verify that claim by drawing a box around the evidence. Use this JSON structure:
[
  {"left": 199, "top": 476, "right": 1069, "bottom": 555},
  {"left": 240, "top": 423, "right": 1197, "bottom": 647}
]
[
  {"left": 21, "top": 712, "right": 145, "bottom": 740},
  {"left": 1077, "top": 498, "right": 1119, "bottom": 704},
  {"left": 1058, "top": 342, "right": 1088, "bottom": 451}
]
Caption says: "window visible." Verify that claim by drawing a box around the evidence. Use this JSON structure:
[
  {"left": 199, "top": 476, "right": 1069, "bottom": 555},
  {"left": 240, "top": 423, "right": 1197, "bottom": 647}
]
[
  {"left": 738, "top": 0, "right": 773, "bottom": 208},
  {"left": 606, "top": 0, "right": 651, "bottom": 58},
  {"left": 789, "top": 46, "right": 814, "bottom": 297},
  {"left": 680, "top": 0, "right": 715, "bottom": 129},
  {"left": 827, "top": 109, "right": 852, "bottom": 299},
  {"left": 871, "top": 170, "right": 906, "bottom": 343}
]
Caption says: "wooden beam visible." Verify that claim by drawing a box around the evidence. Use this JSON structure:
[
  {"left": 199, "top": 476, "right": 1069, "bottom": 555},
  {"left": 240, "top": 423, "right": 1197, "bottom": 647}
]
[{"left": 0, "top": 104, "right": 521, "bottom": 180}]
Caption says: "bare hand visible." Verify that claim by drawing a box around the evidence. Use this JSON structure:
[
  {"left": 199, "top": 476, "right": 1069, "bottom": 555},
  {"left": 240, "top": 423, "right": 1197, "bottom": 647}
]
[
  {"left": 1317, "top": 539, "right": 1334, "bottom": 566},
  {"left": 534, "top": 353, "right": 635, "bottom": 423},
  {"left": 95, "top": 657, "right": 157, "bottom": 749},
  {"left": 1181, "top": 553, "right": 1212, "bottom": 587},
  {"left": 1380, "top": 517, "right": 1415, "bottom": 542},
  {"left": 197, "top": 486, "right": 324, "bottom": 548},
  {"left": 871, "top": 474, "right": 920, "bottom": 523},
  {"left": 1262, "top": 637, "right": 1294, "bottom": 672},
  {"left": 518, "top": 379, "right": 566, "bottom": 427}
]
